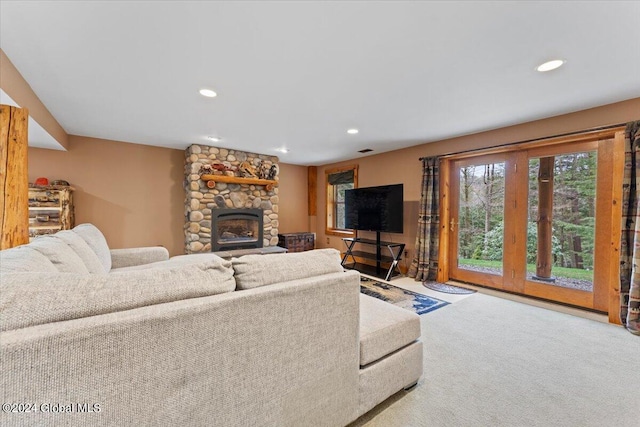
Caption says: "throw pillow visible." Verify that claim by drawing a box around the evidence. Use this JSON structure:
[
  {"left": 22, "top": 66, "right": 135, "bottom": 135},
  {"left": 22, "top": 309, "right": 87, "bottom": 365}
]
[
  {"left": 72, "top": 223, "right": 112, "bottom": 273},
  {"left": 0, "top": 245, "right": 58, "bottom": 273},
  {"left": 0, "top": 259, "right": 236, "bottom": 332},
  {"left": 56, "top": 230, "right": 106, "bottom": 274},
  {"left": 28, "top": 235, "right": 90, "bottom": 273},
  {"left": 233, "top": 248, "right": 344, "bottom": 290}
]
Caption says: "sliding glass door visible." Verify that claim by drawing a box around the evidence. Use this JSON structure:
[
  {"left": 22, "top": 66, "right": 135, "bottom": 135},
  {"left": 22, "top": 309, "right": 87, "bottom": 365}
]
[{"left": 447, "top": 136, "right": 621, "bottom": 311}]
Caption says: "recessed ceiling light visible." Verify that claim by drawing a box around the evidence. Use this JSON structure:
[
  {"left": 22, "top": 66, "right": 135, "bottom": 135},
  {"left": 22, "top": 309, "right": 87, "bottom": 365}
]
[
  {"left": 536, "top": 59, "right": 565, "bottom": 72},
  {"left": 277, "top": 148, "right": 289, "bottom": 153},
  {"left": 347, "top": 128, "right": 359, "bottom": 134},
  {"left": 199, "top": 88, "right": 217, "bottom": 97},
  {"left": 207, "top": 136, "right": 221, "bottom": 142}
]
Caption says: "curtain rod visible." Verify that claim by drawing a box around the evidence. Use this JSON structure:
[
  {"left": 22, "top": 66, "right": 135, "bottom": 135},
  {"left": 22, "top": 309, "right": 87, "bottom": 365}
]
[{"left": 418, "top": 122, "right": 627, "bottom": 161}]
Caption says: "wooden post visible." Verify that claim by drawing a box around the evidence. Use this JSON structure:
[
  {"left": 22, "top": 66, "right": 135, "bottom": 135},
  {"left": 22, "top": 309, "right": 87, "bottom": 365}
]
[
  {"left": 534, "top": 156, "right": 555, "bottom": 281},
  {"left": 307, "top": 166, "right": 317, "bottom": 216},
  {"left": 0, "top": 105, "right": 30, "bottom": 249}
]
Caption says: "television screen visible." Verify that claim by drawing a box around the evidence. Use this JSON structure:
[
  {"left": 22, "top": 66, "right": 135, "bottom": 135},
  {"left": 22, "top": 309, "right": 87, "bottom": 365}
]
[{"left": 344, "top": 184, "right": 403, "bottom": 233}]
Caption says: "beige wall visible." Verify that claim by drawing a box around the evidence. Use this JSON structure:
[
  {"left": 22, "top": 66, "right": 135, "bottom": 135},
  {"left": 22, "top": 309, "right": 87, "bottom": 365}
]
[
  {"left": 28, "top": 137, "right": 311, "bottom": 255},
  {"left": 315, "top": 98, "right": 640, "bottom": 263},
  {"left": 277, "top": 162, "right": 310, "bottom": 234},
  {"left": 29, "top": 136, "right": 186, "bottom": 255}
]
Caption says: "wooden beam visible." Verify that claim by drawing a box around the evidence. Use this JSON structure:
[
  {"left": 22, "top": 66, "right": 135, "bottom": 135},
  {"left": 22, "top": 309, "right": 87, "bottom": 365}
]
[
  {"left": 200, "top": 174, "right": 278, "bottom": 190},
  {"left": 0, "top": 104, "right": 29, "bottom": 249},
  {"left": 308, "top": 166, "right": 317, "bottom": 216},
  {"left": 607, "top": 132, "right": 625, "bottom": 323}
]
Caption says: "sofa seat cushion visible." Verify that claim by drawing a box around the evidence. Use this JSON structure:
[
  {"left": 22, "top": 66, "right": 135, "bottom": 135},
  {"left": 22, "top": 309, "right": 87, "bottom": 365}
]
[
  {"left": 0, "top": 259, "right": 236, "bottom": 332},
  {"left": 72, "top": 223, "right": 112, "bottom": 273},
  {"left": 232, "top": 248, "right": 344, "bottom": 290},
  {"left": 0, "top": 245, "right": 57, "bottom": 273},
  {"left": 359, "top": 293, "right": 421, "bottom": 366}
]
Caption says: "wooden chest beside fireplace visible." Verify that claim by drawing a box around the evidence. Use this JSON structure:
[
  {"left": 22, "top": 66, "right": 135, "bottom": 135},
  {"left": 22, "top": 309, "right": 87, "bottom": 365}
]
[{"left": 277, "top": 232, "right": 315, "bottom": 253}]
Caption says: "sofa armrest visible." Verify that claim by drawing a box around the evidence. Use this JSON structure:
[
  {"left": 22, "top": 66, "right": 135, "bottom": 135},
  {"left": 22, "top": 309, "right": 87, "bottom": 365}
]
[{"left": 110, "top": 247, "right": 169, "bottom": 269}]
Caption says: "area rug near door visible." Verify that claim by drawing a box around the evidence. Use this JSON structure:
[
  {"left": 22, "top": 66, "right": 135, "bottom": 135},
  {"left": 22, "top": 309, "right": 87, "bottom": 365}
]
[
  {"left": 423, "top": 281, "right": 476, "bottom": 294},
  {"left": 360, "top": 277, "right": 449, "bottom": 315}
]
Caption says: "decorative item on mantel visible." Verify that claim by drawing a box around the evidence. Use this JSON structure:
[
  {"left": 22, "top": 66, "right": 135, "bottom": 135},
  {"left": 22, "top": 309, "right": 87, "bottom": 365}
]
[{"left": 199, "top": 157, "right": 279, "bottom": 191}]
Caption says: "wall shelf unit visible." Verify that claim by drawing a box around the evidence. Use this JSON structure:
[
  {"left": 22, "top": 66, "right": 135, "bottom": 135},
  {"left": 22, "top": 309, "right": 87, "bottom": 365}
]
[{"left": 28, "top": 186, "right": 74, "bottom": 240}]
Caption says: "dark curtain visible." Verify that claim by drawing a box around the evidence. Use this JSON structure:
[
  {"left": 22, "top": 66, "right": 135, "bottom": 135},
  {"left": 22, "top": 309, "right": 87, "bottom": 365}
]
[
  {"left": 620, "top": 121, "right": 640, "bottom": 335},
  {"left": 408, "top": 157, "right": 440, "bottom": 281}
]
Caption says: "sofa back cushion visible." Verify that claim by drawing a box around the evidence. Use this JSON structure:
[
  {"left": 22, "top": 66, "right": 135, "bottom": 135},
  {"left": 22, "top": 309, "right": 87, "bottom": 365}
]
[
  {"left": 55, "top": 230, "right": 106, "bottom": 274},
  {"left": 0, "top": 245, "right": 58, "bottom": 273},
  {"left": 0, "top": 259, "right": 236, "bottom": 331},
  {"left": 233, "top": 248, "right": 345, "bottom": 290},
  {"left": 72, "top": 223, "right": 111, "bottom": 273},
  {"left": 28, "top": 235, "right": 90, "bottom": 273}
]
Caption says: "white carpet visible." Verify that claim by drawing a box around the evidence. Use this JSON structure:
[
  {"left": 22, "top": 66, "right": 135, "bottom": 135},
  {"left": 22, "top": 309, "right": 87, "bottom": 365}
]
[{"left": 351, "top": 292, "right": 640, "bottom": 427}]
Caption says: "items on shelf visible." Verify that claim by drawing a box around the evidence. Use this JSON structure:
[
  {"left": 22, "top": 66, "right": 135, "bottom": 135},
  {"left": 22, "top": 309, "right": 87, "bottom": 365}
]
[{"left": 28, "top": 185, "right": 75, "bottom": 240}]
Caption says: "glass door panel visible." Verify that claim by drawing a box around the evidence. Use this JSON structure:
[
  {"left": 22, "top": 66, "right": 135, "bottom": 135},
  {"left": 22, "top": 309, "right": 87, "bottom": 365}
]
[
  {"left": 457, "top": 162, "right": 506, "bottom": 276},
  {"left": 449, "top": 153, "right": 514, "bottom": 290},
  {"left": 526, "top": 152, "right": 596, "bottom": 293}
]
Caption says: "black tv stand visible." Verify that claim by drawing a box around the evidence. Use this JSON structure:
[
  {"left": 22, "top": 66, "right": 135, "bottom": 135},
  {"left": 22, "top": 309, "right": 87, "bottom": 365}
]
[{"left": 341, "top": 231, "right": 405, "bottom": 281}]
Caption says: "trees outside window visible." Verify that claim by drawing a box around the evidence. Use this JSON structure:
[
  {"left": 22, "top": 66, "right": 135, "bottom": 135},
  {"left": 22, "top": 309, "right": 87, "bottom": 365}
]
[{"left": 326, "top": 165, "right": 358, "bottom": 236}]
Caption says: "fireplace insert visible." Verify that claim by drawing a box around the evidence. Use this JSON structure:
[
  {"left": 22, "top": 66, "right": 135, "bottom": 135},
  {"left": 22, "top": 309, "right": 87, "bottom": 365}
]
[{"left": 211, "top": 208, "right": 263, "bottom": 251}]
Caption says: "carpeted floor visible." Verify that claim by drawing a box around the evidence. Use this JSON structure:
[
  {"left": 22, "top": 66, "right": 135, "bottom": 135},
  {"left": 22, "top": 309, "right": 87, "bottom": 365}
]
[
  {"left": 350, "top": 292, "right": 640, "bottom": 427},
  {"left": 360, "top": 277, "right": 449, "bottom": 314}
]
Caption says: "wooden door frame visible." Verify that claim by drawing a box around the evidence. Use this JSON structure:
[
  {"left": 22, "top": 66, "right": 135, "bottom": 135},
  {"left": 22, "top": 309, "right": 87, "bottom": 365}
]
[{"left": 438, "top": 127, "right": 625, "bottom": 320}]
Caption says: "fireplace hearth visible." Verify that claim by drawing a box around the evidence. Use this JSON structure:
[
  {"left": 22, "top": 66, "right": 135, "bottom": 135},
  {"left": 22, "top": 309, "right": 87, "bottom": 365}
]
[{"left": 211, "top": 208, "right": 263, "bottom": 251}]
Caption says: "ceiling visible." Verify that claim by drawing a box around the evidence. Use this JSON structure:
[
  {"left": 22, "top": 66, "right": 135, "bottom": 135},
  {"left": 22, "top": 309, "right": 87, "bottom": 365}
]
[{"left": 1, "top": 1, "right": 639, "bottom": 166}]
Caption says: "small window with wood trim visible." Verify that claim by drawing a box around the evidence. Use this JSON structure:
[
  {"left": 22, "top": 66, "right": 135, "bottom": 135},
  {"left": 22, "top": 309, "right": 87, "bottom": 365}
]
[{"left": 326, "top": 165, "right": 358, "bottom": 236}]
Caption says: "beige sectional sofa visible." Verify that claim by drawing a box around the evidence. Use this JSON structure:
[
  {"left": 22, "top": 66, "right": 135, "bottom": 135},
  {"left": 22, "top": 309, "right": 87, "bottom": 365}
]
[{"left": 0, "top": 224, "right": 423, "bottom": 427}]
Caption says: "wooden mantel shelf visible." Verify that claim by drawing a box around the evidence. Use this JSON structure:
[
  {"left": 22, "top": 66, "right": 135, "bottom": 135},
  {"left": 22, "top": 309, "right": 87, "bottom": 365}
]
[{"left": 200, "top": 174, "right": 278, "bottom": 189}]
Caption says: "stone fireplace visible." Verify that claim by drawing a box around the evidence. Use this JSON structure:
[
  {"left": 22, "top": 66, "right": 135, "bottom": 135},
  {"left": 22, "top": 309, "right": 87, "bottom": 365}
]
[{"left": 184, "top": 145, "right": 279, "bottom": 254}]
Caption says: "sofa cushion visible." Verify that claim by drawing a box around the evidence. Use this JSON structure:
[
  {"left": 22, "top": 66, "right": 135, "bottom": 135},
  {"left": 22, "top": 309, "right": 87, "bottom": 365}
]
[
  {"left": 73, "top": 223, "right": 111, "bottom": 273},
  {"left": 0, "top": 245, "right": 58, "bottom": 273},
  {"left": 110, "top": 247, "right": 170, "bottom": 269},
  {"left": 232, "top": 248, "right": 344, "bottom": 290},
  {"left": 111, "top": 253, "right": 226, "bottom": 272},
  {"left": 28, "top": 235, "right": 90, "bottom": 273},
  {"left": 55, "top": 230, "right": 106, "bottom": 274},
  {"left": 0, "top": 259, "right": 236, "bottom": 331},
  {"left": 359, "top": 293, "right": 421, "bottom": 366}
]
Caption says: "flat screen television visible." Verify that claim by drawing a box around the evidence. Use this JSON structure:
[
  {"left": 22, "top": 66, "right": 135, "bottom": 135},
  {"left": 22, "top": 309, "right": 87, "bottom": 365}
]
[{"left": 344, "top": 184, "right": 403, "bottom": 233}]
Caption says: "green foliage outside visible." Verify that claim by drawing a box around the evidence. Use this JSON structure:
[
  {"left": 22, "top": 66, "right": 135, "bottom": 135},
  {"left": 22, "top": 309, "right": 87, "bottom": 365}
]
[{"left": 458, "top": 152, "right": 596, "bottom": 280}]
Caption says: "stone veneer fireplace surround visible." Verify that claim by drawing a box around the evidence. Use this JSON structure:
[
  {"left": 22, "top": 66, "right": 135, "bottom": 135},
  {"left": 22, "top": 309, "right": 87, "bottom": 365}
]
[{"left": 184, "top": 145, "right": 279, "bottom": 254}]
